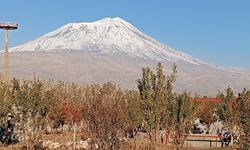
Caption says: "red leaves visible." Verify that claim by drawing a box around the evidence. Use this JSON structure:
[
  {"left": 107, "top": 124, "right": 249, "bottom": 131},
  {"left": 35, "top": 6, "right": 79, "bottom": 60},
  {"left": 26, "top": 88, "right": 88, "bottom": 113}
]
[{"left": 57, "top": 101, "right": 82, "bottom": 124}]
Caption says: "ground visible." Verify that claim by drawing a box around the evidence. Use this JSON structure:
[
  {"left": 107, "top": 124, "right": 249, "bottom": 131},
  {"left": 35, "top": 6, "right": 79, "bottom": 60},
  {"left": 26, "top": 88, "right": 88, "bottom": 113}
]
[{"left": 0, "top": 132, "right": 237, "bottom": 150}]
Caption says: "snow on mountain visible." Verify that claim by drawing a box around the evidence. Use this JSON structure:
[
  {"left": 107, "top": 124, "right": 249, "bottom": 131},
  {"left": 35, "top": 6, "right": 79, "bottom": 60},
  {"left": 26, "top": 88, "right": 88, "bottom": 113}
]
[{"left": 10, "top": 17, "right": 205, "bottom": 65}]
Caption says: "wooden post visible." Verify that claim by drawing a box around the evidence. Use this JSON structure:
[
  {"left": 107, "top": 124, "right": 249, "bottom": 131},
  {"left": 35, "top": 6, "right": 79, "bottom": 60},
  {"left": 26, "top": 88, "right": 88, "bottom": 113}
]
[
  {"left": 4, "top": 29, "right": 9, "bottom": 81},
  {"left": 231, "top": 135, "right": 233, "bottom": 146},
  {"left": 165, "top": 129, "right": 168, "bottom": 144},
  {"left": 0, "top": 22, "right": 18, "bottom": 80},
  {"left": 73, "top": 122, "right": 76, "bottom": 149}
]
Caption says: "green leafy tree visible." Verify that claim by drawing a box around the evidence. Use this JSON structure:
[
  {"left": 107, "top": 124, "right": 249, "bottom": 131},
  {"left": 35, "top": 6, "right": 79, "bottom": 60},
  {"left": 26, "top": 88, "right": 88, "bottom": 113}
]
[
  {"left": 0, "top": 81, "right": 13, "bottom": 145},
  {"left": 137, "top": 63, "right": 177, "bottom": 146},
  {"left": 124, "top": 90, "right": 142, "bottom": 138},
  {"left": 172, "top": 92, "right": 196, "bottom": 149},
  {"left": 236, "top": 89, "right": 250, "bottom": 149},
  {"left": 216, "top": 87, "right": 235, "bottom": 131},
  {"left": 137, "top": 66, "right": 156, "bottom": 142}
]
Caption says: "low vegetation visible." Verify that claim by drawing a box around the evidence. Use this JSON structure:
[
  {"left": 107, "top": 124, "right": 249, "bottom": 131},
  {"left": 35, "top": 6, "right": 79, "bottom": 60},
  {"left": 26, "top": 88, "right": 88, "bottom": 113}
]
[{"left": 0, "top": 63, "right": 249, "bottom": 150}]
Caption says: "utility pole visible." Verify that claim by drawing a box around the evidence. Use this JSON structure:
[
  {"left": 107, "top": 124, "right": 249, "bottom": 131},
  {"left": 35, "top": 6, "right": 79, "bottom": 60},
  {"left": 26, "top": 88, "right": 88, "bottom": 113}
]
[
  {"left": 0, "top": 22, "right": 18, "bottom": 81},
  {"left": 4, "top": 30, "right": 9, "bottom": 81}
]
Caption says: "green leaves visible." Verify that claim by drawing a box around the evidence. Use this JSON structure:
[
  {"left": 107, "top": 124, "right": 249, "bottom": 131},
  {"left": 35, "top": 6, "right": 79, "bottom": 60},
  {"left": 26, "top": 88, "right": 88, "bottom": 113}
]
[
  {"left": 137, "top": 63, "right": 180, "bottom": 143},
  {"left": 236, "top": 89, "right": 250, "bottom": 149},
  {"left": 137, "top": 63, "right": 196, "bottom": 149},
  {"left": 216, "top": 87, "right": 234, "bottom": 126}
]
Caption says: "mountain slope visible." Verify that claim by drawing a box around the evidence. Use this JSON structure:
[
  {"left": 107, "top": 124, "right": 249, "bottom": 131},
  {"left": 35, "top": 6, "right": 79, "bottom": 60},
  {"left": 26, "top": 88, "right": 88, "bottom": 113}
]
[
  {"left": 10, "top": 17, "right": 204, "bottom": 65},
  {"left": 5, "top": 17, "right": 250, "bottom": 95}
]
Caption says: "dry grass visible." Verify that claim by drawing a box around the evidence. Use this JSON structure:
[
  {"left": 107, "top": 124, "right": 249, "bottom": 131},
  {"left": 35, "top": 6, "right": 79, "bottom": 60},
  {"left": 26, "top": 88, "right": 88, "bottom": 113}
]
[
  {"left": 0, "top": 132, "right": 237, "bottom": 150},
  {"left": 121, "top": 132, "right": 236, "bottom": 150}
]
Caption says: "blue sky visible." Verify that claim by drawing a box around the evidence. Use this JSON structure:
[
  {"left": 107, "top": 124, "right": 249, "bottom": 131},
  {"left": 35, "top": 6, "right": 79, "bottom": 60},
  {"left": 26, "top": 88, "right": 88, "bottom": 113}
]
[{"left": 0, "top": 0, "right": 249, "bottom": 69}]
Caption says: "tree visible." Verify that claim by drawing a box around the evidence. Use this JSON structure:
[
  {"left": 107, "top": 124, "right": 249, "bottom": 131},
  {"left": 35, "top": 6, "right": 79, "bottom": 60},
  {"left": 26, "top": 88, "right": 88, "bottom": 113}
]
[
  {"left": 216, "top": 87, "right": 235, "bottom": 131},
  {"left": 216, "top": 87, "right": 240, "bottom": 148},
  {"left": 84, "top": 82, "right": 128, "bottom": 150},
  {"left": 0, "top": 81, "right": 14, "bottom": 145},
  {"left": 137, "top": 63, "right": 177, "bottom": 147},
  {"left": 137, "top": 66, "right": 156, "bottom": 143},
  {"left": 164, "top": 64, "right": 177, "bottom": 143},
  {"left": 124, "top": 90, "right": 142, "bottom": 138},
  {"left": 172, "top": 92, "right": 196, "bottom": 149},
  {"left": 236, "top": 89, "right": 250, "bottom": 149}
]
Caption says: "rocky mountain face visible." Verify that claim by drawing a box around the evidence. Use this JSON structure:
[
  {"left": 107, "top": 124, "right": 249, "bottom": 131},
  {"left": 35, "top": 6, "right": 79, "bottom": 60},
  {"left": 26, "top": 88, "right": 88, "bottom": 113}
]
[{"left": 4, "top": 17, "right": 250, "bottom": 95}]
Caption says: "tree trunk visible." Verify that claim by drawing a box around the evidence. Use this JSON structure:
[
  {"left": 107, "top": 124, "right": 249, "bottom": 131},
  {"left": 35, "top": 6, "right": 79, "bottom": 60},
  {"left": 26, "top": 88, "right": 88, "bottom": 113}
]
[
  {"left": 207, "top": 124, "right": 211, "bottom": 134},
  {"left": 154, "top": 128, "right": 157, "bottom": 143},
  {"left": 73, "top": 122, "right": 77, "bottom": 149}
]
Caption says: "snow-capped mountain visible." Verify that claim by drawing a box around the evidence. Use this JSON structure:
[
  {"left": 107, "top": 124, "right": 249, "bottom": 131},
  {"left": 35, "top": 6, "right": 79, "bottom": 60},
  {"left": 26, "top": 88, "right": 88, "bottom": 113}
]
[
  {"left": 4, "top": 17, "right": 250, "bottom": 95},
  {"left": 10, "top": 17, "right": 204, "bottom": 65}
]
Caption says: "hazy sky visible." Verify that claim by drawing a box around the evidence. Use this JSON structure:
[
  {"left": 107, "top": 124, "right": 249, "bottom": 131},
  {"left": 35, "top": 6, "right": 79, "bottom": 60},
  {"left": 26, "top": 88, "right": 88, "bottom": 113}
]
[{"left": 0, "top": 0, "right": 249, "bottom": 69}]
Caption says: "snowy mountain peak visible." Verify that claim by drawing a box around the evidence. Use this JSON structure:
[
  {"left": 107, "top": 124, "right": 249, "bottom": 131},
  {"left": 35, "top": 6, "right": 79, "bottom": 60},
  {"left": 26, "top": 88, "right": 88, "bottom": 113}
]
[
  {"left": 98, "top": 17, "right": 129, "bottom": 23},
  {"left": 9, "top": 17, "right": 205, "bottom": 65},
  {"left": 91, "top": 17, "right": 134, "bottom": 27}
]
